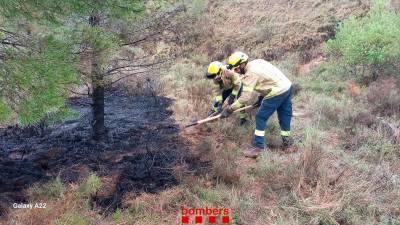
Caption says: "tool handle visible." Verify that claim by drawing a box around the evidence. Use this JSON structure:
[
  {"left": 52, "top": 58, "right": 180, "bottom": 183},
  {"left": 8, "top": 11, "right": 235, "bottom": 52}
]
[
  {"left": 185, "top": 114, "right": 221, "bottom": 128},
  {"left": 207, "top": 110, "right": 220, "bottom": 118},
  {"left": 185, "top": 105, "right": 253, "bottom": 127}
]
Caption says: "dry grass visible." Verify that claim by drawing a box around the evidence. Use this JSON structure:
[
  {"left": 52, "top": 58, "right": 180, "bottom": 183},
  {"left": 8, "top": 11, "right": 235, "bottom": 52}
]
[
  {"left": 200, "top": 0, "right": 369, "bottom": 61},
  {"left": 365, "top": 76, "right": 400, "bottom": 117},
  {"left": 291, "top": 60, "right": 400, "bottom": 225},
  {"left": 242, "top": 119, "right": 400, "bottom": 224},
  {"left": 211, "top": 145, "right": 241, "bottom": 185},
  {"left": 161, "top": 59, "right": 212, "bottom": 124},
  {"left": 116, "top": 186, "right": 198, "bottom": 224},
  {"left": 4, "top": 174, "right": 105, "bottom": 225}
]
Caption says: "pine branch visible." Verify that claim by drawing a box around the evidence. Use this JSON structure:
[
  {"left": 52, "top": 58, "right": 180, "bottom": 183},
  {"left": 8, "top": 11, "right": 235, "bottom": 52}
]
[
  {"left": 105, "top": 59, "right": 169, "bottom": 75},
  {"left": 108, "top": 70, "right": 149, "bottom": 86}
]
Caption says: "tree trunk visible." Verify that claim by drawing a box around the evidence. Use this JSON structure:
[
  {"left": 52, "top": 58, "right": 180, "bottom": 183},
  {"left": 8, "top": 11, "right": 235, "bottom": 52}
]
[{"left": 89, "top": 14, "right": 106, "bottom": 141}]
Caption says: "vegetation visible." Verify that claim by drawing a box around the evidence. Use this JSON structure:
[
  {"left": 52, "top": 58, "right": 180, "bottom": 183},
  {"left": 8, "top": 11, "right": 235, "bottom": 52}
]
[
  {"left": 0, "top": 25, "right": 80, "bottom": 125},
  {"left": 2, "top": 0, "right": 400, "bottom": 224},
  {"left": 6, "top": 174, "right": 103, "bottom": 225},
  {"left": 0, "top": 0, "right": 180, "bottom": 140},
  {"left": 29, "top": 177, "right": 66, "bottom": 201},
  {"left": 324, "top": 0, "right": 400, "bottom": 83}
]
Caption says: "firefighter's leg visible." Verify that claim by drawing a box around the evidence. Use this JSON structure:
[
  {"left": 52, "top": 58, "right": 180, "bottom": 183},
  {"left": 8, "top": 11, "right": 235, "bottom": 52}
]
[
  {"left": 253, "top": 97, "right": 280, "bottom": 149},
  {"left": 277, "top": 87, "right": 293, "bottom": 147}
]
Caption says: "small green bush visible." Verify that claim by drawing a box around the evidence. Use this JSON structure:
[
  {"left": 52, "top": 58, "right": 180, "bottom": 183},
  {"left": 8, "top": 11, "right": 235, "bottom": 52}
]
[
  {"left": 78, "top": 173, "right": 102, "bottom": 198},
  {"left": 324, "top": 0, "right": 400, "bottom": 83},
  {"left": 112, "top": 208, "right": 123, "bottom": 223},
  {"left": 30, "top": 177, "right": 65, "bottom": 200}
]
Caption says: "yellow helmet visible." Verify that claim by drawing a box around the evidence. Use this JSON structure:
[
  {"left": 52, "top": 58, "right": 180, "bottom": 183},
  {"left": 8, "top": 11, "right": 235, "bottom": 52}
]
[
  {"left": 228, "top": 51, "right": 249, "bottom": 68},
  {"left": 206, "top": 61, "right": 224, "bottom": 79}
]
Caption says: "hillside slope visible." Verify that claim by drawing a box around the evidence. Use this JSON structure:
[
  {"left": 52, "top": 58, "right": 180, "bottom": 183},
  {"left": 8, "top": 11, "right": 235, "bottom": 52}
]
[{"left": 197, "top": 0, "right": 369, "bottom": 62}]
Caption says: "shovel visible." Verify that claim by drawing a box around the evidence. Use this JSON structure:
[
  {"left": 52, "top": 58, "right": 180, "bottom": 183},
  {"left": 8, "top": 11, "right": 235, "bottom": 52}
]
[{"left": 185, "top": 105, "right": 253, "bottom": 128}]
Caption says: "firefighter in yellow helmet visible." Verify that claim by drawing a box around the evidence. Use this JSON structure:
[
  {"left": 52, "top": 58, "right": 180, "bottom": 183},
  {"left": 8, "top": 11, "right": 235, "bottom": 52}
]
[
  {"left": 205, "top": 61, "right": 248, "bottom": 125},
  {"left": 220, "top": 52, "right": 294, "bottom": 158}
]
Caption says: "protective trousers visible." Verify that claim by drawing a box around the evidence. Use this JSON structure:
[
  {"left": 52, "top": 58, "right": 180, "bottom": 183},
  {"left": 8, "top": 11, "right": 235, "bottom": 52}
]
[{"left": 253, "top": 86, "right": 293, "bottom": 149}]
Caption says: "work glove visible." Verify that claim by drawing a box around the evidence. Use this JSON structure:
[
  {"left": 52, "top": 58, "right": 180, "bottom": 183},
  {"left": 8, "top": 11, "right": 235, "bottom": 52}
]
[
  {"left": 207, "top": 101, "right": 222, "bottom": 116},
  {"left": 220, "top": 107, "right": 234, "bottom": 118},
  {"left": 227, "top": 95, "right": 236, "bottom": 105},
  {"left": 252, "top": 95, "right": 264, "bottom": 108}
]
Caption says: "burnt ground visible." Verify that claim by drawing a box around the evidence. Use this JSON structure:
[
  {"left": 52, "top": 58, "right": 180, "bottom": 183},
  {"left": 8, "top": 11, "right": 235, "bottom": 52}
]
[{"left": 0, "top": 88, "right": 208, "bottom": 216}]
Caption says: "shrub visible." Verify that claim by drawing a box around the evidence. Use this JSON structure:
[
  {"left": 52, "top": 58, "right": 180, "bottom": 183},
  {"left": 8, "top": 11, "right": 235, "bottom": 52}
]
[
  {"left": 29, "top": 177, "right": 66, "bottom": 200},
  {"left": 311, "top": 93, "right": 372, "bottom": 130},
  {"left": 78, "top": 173, "right": 102, "bottom": 198},
  {"left": 172, "top": 0, "right": 207, "bottom": 46},
  {"left": 324, "top": 0, "right": 400, "bottom": 84},
  {"left": 343, "top": 125, "right": 398, "bottom": 160}
]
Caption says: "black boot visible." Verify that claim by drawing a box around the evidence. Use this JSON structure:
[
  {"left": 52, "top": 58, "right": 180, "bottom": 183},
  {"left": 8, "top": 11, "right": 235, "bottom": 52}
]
[{"left": 282, "top": 136, "right": 294, "bottom": 148}]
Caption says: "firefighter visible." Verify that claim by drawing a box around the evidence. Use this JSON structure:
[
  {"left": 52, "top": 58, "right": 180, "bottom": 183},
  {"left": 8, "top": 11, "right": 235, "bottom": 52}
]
[
  {"left": 220, "top": 52, "right": 294, "bottom": 158},
  {"left": 205, "top": 61, "right": 248, "bottom": 125}
]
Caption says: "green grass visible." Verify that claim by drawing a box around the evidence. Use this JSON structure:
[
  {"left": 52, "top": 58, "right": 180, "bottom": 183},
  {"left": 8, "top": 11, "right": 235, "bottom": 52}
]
[
  {"left": 78, "top": 173, "right": 102, "bottom": 198},
  {"left": 29, "top": 177, "right": 65, "bottom": 200}
]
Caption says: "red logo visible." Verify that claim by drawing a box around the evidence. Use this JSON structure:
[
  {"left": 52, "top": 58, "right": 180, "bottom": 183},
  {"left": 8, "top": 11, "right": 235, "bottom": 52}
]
[{"left": 181, "top": 207, "right": 230, "bottom": 224}]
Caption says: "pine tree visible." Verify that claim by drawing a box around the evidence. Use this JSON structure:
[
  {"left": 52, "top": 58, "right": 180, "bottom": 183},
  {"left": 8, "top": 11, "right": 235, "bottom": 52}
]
[{"left": 0, "top": 0, "right": 183, "bottom": 140}]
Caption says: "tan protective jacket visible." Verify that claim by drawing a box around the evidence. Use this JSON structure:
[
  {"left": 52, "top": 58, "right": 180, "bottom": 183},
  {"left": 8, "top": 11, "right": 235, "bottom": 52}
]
[
  {"left": 230, "top": 59, "right": 292, "bottom": 110},
  {"left": 211, "top": 69, "right": 242, "bottom": 102}
]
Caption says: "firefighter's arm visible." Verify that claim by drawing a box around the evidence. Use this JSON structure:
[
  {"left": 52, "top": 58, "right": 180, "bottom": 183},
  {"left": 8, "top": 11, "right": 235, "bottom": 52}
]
[
  {"left": 230, "top": 73, "right": 242, "bottom": 98},
  {"left": 230, "top": 74, "right": 258, "bottom": 110},
  {"left": 211, "top": 80, "right": 223, "bottom": 103},
  {"left": 222, "top": 69, "right": 241, "bottom": 104},
  {"left": 207, "top": 80, "right": 223, "bottom": 116}
]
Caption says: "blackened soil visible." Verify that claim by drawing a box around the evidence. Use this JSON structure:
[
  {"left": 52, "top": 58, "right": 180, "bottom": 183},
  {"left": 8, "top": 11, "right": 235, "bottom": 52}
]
[{"left": 0, "top": 89, "right": 207, "bottom": 216}]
